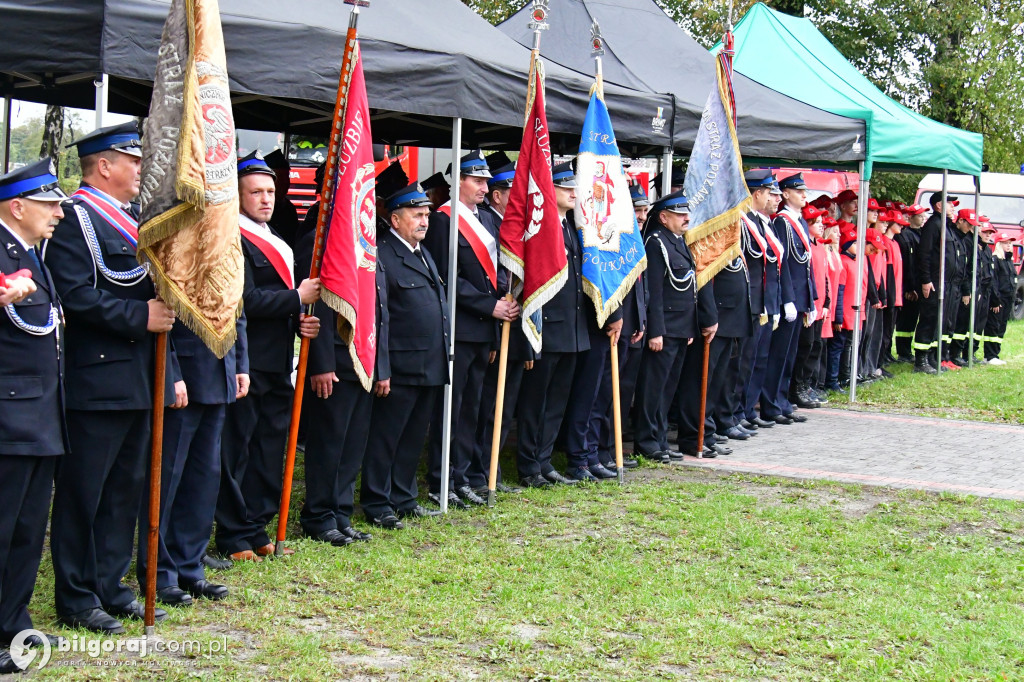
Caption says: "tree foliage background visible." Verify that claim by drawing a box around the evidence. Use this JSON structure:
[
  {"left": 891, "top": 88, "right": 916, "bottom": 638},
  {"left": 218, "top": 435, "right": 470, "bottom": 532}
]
[{"left": 463, "top": 0, "right": 1023, "bottom": 199}]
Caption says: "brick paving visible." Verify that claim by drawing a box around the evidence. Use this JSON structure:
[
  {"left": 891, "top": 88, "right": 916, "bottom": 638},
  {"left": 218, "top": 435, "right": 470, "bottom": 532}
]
[{"left": 661, "top": 408, "right": 1024, "bottom": 500}]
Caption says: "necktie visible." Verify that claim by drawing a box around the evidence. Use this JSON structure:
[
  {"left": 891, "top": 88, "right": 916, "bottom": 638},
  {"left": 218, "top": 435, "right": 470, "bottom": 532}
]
[
  {"left": 413, "top": 248, "right": 433, "bottom": 280},
  {"left": 25, "top": 247, "right": 41, "bottom": 270}
]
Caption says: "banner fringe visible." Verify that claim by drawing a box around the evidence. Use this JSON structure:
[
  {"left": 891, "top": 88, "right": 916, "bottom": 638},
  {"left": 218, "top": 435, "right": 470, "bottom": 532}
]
[
  {"left": 520, "top": 266, "right": 567, "bottom": 353},
  {"left": 582, "top": 256, "right": 647, "bottom": 328},
  {"left": 322, "top": 287, "right": 373, "bottom": 393},
  {"left": 694, "top": 240, "right": 741, "bottom": 289}
]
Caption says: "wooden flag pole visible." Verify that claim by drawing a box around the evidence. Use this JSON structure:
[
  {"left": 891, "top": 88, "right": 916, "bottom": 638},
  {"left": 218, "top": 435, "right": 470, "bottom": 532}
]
[
  {"left": 695, "top": 335, "right": 711, "bottom": 459},
  {"left": 275, "top": 3, "right": 363, "bottom": 556},
  {"left": 144, "top": 331, "right": 168, "bottom": 634},
  {"left": 610, "top": 336, "right": 624, "bottom": 483},
  {"left": 487, "top": 1, "right": 548, "bottom": 507}
]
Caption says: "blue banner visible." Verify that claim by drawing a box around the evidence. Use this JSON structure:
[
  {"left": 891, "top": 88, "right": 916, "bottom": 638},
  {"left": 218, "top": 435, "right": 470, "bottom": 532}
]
[{"left": 573, "top": 92, "right": 647, "bottom": 327}]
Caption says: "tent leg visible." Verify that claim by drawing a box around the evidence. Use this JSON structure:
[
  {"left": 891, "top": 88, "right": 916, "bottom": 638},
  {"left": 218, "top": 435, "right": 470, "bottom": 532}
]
[
  {"left": 660, "top": 147, "right": 672, "bottom": 198},
  {"left": 2, "top": 96, "right": 10, "bottom": 174},
  {"left": 438, "top": 118, "right": 462, "bottom": 514},
  {"left": 968, "top": 178, "right": 981, "bottom": 368},
  {"left": 94, "top": 73, "right": 109, "bottom": 130},
  {"left": 937, "top": 170, "right": 948, "bottom": 372},
  {"left": 848, "top": 163, "right": 868, "bottom": 403}
]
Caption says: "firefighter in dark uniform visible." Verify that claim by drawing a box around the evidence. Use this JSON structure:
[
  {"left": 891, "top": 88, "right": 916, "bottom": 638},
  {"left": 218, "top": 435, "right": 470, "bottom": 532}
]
[
  {"left": 893, "top": 204, "right": 927, "bottom": 362},
  {"left": 44, "top": 123, "right": 179, "bottom": 633},
  {"left": 361, "top": 184, "right": 450, "bottom": 527},
  {"left": 422, "top": 151, "right": 519, "bottom": 507},
  {"left": 984, "top": 231, "right": 1016, "bottom": 363},
  {"left": 912, "top": 192, "right": 958, "bottom": 373},
  {"left": 942, "top": 209, "right": 974, "bottom": 367},
  {"left": 959, "top": 221, "right": 996, "bottom": 364},
  {"left": 761, "top": 172, "right": 816, "bottom": 424},
  {"left": 421, "top": 172, "right": 450, "bottom": 212},
  {"left": 515, "top": 162, "right": 589, "bottom": 488},
  {"left": 215, "top": 152, "right": 320, "bottom": 561},
  {"left": 295, "top": 218, "right": 388, "bottom": 547},
  {"left": 632, "top": 191, "right": 717, "bottom": 461},
  {"left": 0, "top": 162, "right": 68, "bottom": 669}
]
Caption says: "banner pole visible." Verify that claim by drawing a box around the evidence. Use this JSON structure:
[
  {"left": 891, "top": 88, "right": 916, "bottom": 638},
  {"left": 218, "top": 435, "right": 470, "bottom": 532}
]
[
  {"left": 275, "top": 4, "right": 362, "bottom": 555},
  {"left": 696, "top": 335, "right": 711, "bottom": 458},
  {"left": 487, "top": 299, "right": 512, "bottom": 507},
  {"left": 610, "top": 336, "right": 624, "bottom": 482},
  {"left": 144, "top": 332, "right": 167, "bottom": 635},
  {"left": 439, "top": 118, "right": 462, "bottom": 515}
]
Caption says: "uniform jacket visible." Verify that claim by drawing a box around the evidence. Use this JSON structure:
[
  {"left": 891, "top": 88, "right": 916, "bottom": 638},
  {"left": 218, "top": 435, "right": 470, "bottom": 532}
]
[
  {"left": 711, "top": 257, "right": 752, "bottom": 338},
  {"left": 918, "top": 212, "right": 956, "bottom": 287},
  {"left": 748, "top": 211, "right": 782, "bottom": 316},
  {"left": 885, "top": 235, "right": 903, "bottom": 307},
  {"left": 377, "top": 230, "right": 450, "bottom": 386},
  {"left": 741, "top": 213, "right": 766, "bottom": 316},
  {"left": 423, "top": 205, "right": 503, "bottom": 344},
  {"left": 621, "top": 272, "right": 648, "bottom": 348},
  {"left": 240, "top": 228, "right": 302, "bottom": 375},
  {"left": 534, "top": 213, "right": 591, "bottom": 355},
  {"left": 895, "top": 227, "right": 921, "bottom": 294},
  {"left": 810, "top": 241, "right": 829, "bottom": 319},
  {"left": 643, "top": 224, "right": 716, "bottom": 339},
  {"left": 993, "top": 254, "right": 1017, "bottom": 308},
  {"left": 771, "top": 207, "right": 817, "bottom": 312},
  {"left": 0, "top": 221, "right": 67, "bottom": 455},
  {"left": 821, "top": 248, "right": 844, "bottom": 339},
  {"left": 840, "top": 251, "right": 867, "bottom": 331},
  {"left": 296, "top": 230, "right": 391, "bottom": 384},
  {"left": 170, "top": 314, "right": 248, "bottom": 405},
  {"left": 43, "top": 190, "right": 178, "bottom": 411}
]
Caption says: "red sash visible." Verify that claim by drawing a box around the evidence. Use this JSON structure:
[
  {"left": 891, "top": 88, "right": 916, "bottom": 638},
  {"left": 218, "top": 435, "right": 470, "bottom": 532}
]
[
  {"left": 73, "top": 187, "right": 139, "bottom": 246},
  {"left": 239, "top": 224, "right": 294, "bottom": 289},
  {"left": 439, "top": 203, "right": 498, "bottom": 289},
  {"left": 780, "top": 211, "right": 812, "bottom": 253}
]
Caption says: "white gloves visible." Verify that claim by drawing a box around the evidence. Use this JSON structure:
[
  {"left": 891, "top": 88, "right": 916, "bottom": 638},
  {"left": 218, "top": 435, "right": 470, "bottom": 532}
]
[
  {"left": 806, "top": 309, "right": 817, "bottom": 325},
  {"left": 784, "top": 302, "right": 797, "bottom": 322},
  {"left": 772, "top": 314, "right": 780, "bottom": 330}
]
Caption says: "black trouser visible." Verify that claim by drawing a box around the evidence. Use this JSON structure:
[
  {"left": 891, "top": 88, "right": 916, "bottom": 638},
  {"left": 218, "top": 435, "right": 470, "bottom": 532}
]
[
  {"left": 967, "top": 290, "right": 990, "bottom": 358},
  {"left": 53, "top": 409, "right": 150, "bottom": 616},
  {"left": 708, "top": 336, "right": 743, "bottom": 434},
  {"left": 468, "top": 359, "right": 523, "bottom": 489},
  {"left": 984, "top": 302, "right": 1010, "bottom": 359},
  {"left": 914, "top": 289, "right": 940, "bottom": 360},
  {"left": 565, "top": 330, "right": 611, "bottom": 469},
  {"left": 597, "top": 341, "right": 643, "bottom": 465},
  {"left": 300, "top": 378, "right": 372, "bottom": 534},
  {"left": 427, "top": 341, "right": 490, "bottom": 493},
  {"left": 743, "top": 318, "right": 774, "bottom": 421},
  {"left": 675, "top": 336, "right": 730, "bottom": 451},
  {"left": 895, "top": 296, "right": 919, "bottom": 358},
  {"left": 792, "top": 319, "right": 824, "bottom": 390},
  {"left": 215, "top": 369, "right": 291, "bottom": 556},
  {"left": 761, "top": 317, "right": 800, "bottom": 418},
  {"left": 633, "top": 337, "right": 689, "bottom": 455},
  {"left": 859, "top": 306, "right": 882, "bottom": 376},
  {"left": 361, "top": 384, "right": 440, "bottom": 519},
  {"left": 516, "top": 351, "right": 577, "bottom": 478},
  {"left": 826, "top": 329, "right": 850, "bottom": 387},
  {"left": 0, "top": 455, "right": 57, "bottom": 642},
  {"left": 138, "top": 403, "right": 224, "bottom": 591},
  {"left": 942, "top": 281, "right": 965, "bottom": 360},
  {"left": 881, "top": 306, "right": 899, "bottom": 363}
]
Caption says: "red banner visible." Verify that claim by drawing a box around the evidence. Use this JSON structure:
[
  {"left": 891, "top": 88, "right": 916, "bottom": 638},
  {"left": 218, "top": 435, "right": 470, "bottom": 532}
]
[
  {"left": 319, "top": 45, "right": 377, "bottom": 391},
  {"left": 499, "top": 64, "right": 568, "bottom": 352}
]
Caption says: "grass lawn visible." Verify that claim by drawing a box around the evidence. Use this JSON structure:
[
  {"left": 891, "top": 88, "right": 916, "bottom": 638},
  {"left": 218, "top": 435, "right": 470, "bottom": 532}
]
[
  {"left": 830, "top": 319, "right": 1024, "bottom": 423},
  {"left": 27, "top": 465, "right": 1024, "bottom": 680}
]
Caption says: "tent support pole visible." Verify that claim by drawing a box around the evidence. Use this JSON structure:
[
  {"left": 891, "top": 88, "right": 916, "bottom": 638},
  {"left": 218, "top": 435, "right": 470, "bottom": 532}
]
[
  {"left": 2, "top": 96, "right": 10, "bottom": 174},
  {"left": 94, "top": 73, "right": 109, "bottom": 129},
  {"left": 660, "top": 147, "right": 672, "bottom": 198},
  {"left": 848, "top": 162, "right": 868, "bottom": 403},
  {"left": 968, "top": 177, "right": 981, "bottom": 368},
  {"left": 937, "top": 170, "right": 948, "bottom": 372},
  {"left": 439, "top": 118, "right": 462, "bottom": 514}
]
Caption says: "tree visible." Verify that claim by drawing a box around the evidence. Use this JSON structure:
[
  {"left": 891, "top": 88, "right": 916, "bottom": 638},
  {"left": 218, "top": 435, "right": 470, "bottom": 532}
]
[{"left": 39, "top": 105, "right": 65, "bottom": 165}]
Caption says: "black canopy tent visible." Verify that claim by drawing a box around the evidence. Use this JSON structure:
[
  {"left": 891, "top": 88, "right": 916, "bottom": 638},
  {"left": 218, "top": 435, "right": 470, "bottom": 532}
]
[
  {"left": 499, "top": 0, "right": 866, "bottom": 164},
  {"left": 0, "top": 0, "right": 676, "bottom": 154}
]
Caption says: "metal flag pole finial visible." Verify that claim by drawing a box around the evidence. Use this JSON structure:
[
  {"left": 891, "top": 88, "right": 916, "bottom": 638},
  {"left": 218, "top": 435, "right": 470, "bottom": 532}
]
[
  {"left": 590, "top": 18, "right": 604, "bottom": 98},
  {"left": 529, "top": 0, "right": 550, "bottom": 50}
]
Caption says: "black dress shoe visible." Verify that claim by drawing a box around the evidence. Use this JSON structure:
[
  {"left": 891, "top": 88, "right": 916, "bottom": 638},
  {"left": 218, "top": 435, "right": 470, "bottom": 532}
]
[
  {"left": 106, "top": 600, "right": 166, "bottom": 623},
  {"left": 59, "top": 607, "right": 126, "bottom": 634},
  {"left": 769, "top": 414, "right": 794, "bottom": 425},
  {"left": 0, "top": 650, "right": 19, "bottom": 675},
  {"left": 495, "top": 482, "right": 524, "bottom": 493},
  {"left": 784, "top": 412, "right": 808, "bottom": 423},
  {"left": 708, "top": 443, "right": 733, "bottom": 456},
  {"left": 603, "top": 457, "right": 639, "bottom": 469},
  {"left": 739, "top": 419, "right": 758, "bottom": 431},
  {"left": 543, "top": 470, "right": 580, "bottom": 485},
  {"left": 304, "top": 528, "right": 354, "bottom": 547},
  {"left": 396, "top": 504, "right": 442, "bottom": 519},
  {"left": 201, "top": 553, "right": 233, "bottom": 570},
  {"left": 566, "top": 465, "right": 599, "bottom": 482},
  {"left": 682, "top": 447, "right": 717, "bottom": 458},
  {"left": 339, "top": 526, "right": 372, "bottom": 542},
  {"left": 738, "top": 425, "right": 758, "bottom": 436},
  {"left": 181, "top": 579, "right": 229, "bottom": 601},
  {"left": 713, "top": 433, "right": 728, "bottom": 444},
  {"left": 156, "top": 586, "right": 193, "bottom": 607},
  {"left": 428, "top": 491, "right": 467, "bottom": 510},
  {"left": 589, "top": 463, "right": 618, "bottom": 479},
  {"left": 521, "top": 473, "right": 552, "bottom": 488},
  {"left": 663, "top": 449, "right": 685, "bottom": 461},
  {"left": 752, "top": 417, "right": 775, "bottom": 428},
  {"left": 636, "top": 450, "right": 669, "bottom": 463},
  {"left": 369, "top": 513, "right": 404, "bottom": 530},
  {"left": 456, "top": 485, "right": 487, "bottom": 506},
  {"left": 723, "top": 426, "right": 750, "bottom": 441}
]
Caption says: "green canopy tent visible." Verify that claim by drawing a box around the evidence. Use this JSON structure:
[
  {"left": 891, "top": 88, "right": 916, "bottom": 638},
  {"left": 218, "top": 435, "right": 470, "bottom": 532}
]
[{"left": 720, "top": 2, "right": 985, "bottom": 398}]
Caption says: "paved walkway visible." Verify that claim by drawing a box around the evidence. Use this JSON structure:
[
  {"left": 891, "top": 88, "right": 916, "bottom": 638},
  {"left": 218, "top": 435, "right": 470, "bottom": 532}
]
[{"left": 665, "top": 408, "right": 1024, "bottom": 500}]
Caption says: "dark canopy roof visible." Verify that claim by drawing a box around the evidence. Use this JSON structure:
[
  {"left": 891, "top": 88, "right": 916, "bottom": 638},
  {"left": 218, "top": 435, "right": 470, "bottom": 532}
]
[
  {"left": 0, "top": 0, "right": 675, "bottom": 154},
  {"left": 499, "top": 0, "right": 866, "bottom": 164}
]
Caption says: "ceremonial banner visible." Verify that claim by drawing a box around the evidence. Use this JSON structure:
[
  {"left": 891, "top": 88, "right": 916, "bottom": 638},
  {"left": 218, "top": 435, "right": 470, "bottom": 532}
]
[
  {"left": 573, "top": 90, "right": 646, "bottom": 327},
  {"left": 682, "top": 53, "right": 749, "bottom": 289},
  {"left": 319, "top": 42, "right": 377, "bottom": 392},
  {"left": 138, "top": 0, "right": 243, "bottom": 358},
  {"left": 500, "top": 63, "right": 567, "bottom": 352}
]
